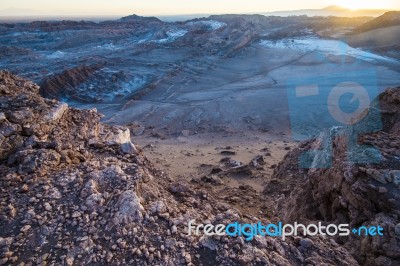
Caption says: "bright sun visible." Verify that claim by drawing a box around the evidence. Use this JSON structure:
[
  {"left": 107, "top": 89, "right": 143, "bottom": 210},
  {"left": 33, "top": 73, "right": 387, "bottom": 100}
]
[{"left": 335, "top": 0, "right": 383, "bottom": 10}]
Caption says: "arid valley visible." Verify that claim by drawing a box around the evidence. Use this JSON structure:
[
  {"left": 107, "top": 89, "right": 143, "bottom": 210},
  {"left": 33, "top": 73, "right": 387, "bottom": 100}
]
[{"left": 1, "top": 7, "right": 400, "bottom": 266}]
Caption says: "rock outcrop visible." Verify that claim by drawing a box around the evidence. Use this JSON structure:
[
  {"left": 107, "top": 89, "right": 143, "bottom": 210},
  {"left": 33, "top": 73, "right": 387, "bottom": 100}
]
[
  {"left": 39, "top": 64, "right": 103, "bottom": 100},
  {"left": 0, "top": 71, "right": 366, "bottom": 265},
  {"left": 267, "top": 87, "right": 400, "bottom": 265}
]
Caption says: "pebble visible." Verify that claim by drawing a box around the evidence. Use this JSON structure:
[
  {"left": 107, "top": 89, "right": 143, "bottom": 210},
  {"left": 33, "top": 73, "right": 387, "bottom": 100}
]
[
  {"left": 20, "top": 225, "right": 31, "bottom": 233},
  {"left": 390, "top": 171, "right": 400, "bottom": 186},
  {"left": 184, "top": 253, "right": 192, "bottom": 263},
  {"left": 106, "top": 251, "right": 113, "bottom": 262},
  {"left": 44, "top": 202, "right": 52, "bottom": 211},
  {"left": 300, "top": 238, "right": 314, "bottom": 249},
  {"left": 395, "top": 223, "right": 400, "bottom": 235},
  {"left": 378, "top": 187, "right": 388, "bottom": 193},
  {"left": 171, "top": 225, "right": 177, "bottom": 234}
]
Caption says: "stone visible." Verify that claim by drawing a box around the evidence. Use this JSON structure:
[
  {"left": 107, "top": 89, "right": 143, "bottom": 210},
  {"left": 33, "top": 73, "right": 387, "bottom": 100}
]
[
  {"left": 390, "top": 171, "right": 400, "bottom": 186},
  {"left": 81, "top": 179, "right": 98, "bottom": 198},
  {"left": 0, "top": 237, "right": 13, "bottom": 247},
  {"left": 20, "top": 225, "right": 31, "bottom": 233},
  {"left": 149, "top": 201, "right": 166, "bottom": 214},
  {"left": 251, "top": 155, "right": 265, "bottom": 166},
  {"left": 299, "top": 238, "right": 314, "bottom": 249},
  {"left": 44, "top": 202, "right": 52, "bottom": 211},
  {"left": 378, "top": 187, "right": 388, "bottom": 193},
  {"left": 85, "top": 193, "right": 104, "bottom": 212},
  {"left": 130, "top": 124, "right": 145, "bottom": 136},
  {"left": 220, "top": 150, "right": 236, "bottom": 155},
  {"left": 44, "top": 102, "right": 68, "bottom": 122},
  {"left": 65, "top": 255, "right": 74, "bottom": 266},
  {"left": 371, "top": 171, "right": 387, "bottom": 184},
  {"left": 114, "top": 191, "right": 144, "bottom": 224},
  {"left": 6, "top": 108, "right": 31, "bottom": 123},
  {"left": 0, "top": 112, "right": 5, "bottom": 122},
  {"left": 121, "top": 142, "right": 137, "bottom": 154},
  {"left": 184, "top": 253, "right": 191, "bottom": 263},
  {"left": 395, "top": 223, "right": 400, "bottom": 235},
  {"left": 171, "top": 225, "right": 177, "bottom": 234},
  {"left": 72, "top": 211, "right": 81, "bottom": 218},
  {"left": 104, "top": 127, "right": 131, "bottom": 145}
]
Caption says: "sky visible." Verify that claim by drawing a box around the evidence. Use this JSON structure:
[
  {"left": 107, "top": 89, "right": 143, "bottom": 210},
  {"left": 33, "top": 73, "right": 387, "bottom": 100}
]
[{"left": 0, "top": 0, "right": 398, "bottom": 16}]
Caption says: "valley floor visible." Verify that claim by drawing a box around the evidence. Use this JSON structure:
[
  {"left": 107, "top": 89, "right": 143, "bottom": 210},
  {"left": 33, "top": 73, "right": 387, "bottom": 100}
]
[{"left": 136, "top": 130, "right": 295, "bottom": 218}]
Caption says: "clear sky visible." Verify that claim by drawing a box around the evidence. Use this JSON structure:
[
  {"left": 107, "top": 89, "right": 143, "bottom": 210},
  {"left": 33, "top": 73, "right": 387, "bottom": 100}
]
[{"left": 0, "top": 0, "right": 398, "bottom": 16}]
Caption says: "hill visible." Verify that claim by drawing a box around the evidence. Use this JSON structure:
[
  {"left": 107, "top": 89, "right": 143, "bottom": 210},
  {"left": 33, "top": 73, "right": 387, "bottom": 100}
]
[
  {"left": 261, "top": 5, "right": 390, "bottom": 18},
  {"left": 353, "top": 11, "right": 400, "bottom": 33}
]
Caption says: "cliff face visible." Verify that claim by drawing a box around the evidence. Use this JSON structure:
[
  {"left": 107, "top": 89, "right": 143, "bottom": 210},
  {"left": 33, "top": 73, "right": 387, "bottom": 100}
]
[
  {"left": 0, "top": 71, "right": 364, "bottom": 265},
  {"left": 268, "top": 88, "right": 400, "bottom": 265}
]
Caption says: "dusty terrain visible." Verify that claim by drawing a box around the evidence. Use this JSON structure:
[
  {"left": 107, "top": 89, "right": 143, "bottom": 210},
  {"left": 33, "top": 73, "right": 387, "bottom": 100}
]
[
  {"left": 137, "top": 132, "right": 295, "bottom": 217},
  {"left": 137, "top": 132, "right": 293, "bottom": 189}
]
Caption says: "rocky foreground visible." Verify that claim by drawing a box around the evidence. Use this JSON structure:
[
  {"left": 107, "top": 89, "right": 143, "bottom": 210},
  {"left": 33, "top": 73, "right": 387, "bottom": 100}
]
[
  {"left": 0, "top": 70, "right": 399, "bottom": 266},
  {"left": 266, "top": 88, "right": 400, "bottom": 265}
]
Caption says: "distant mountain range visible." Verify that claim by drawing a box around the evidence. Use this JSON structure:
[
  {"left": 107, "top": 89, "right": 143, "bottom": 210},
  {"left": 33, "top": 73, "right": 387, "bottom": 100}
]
[
  {"left": 0, "top": 5, "right": 397, "bottom": 21},
  {"left": 261, "top": 6, "right": 393, "bottom": 18}
]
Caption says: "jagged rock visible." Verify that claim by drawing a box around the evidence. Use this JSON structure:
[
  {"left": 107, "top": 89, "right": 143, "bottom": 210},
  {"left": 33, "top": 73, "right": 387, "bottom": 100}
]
[
  {"left": 267, "top": 87, "right": 400, "bottom": 265},
  {"left": 113, "top": 191, "right": 144, "bottom": 224},
  {"left": 103, "top": 126, "right": 138, "bottom": 154},
  {"left": 0, "top": 112, "right": 6, "bottom": 122},
  {"left": 121, "top": 142, "right": 137, "bottom": 154},
  {"left": 44, "top": 102, "right": 68, "bottom": 122},
  {"left": 390, "top": 170, "right": 400, "bottom": 185},
  {"left": 104, "top": 127, "right": 131, "bottom": 145},
  {"left": 250, "top": 155, "right": 265, "bottom": 167}
]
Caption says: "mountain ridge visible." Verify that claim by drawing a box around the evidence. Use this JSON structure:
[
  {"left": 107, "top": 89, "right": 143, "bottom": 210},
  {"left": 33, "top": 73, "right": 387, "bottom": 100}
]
[{"left": 353, "top": 11, "right": 400, "bottom": 33}]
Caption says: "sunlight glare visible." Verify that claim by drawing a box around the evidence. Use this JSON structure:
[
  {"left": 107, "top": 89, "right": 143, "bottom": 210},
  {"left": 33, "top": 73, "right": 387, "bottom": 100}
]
[{"left": 334, "top": 0, "right": 386, "bottom": 10}]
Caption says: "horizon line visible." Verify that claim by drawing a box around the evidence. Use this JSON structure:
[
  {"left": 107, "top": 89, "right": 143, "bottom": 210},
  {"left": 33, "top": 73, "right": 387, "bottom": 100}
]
[{"left": 0, "top": 5, "right": 398, "bottom": 19}]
